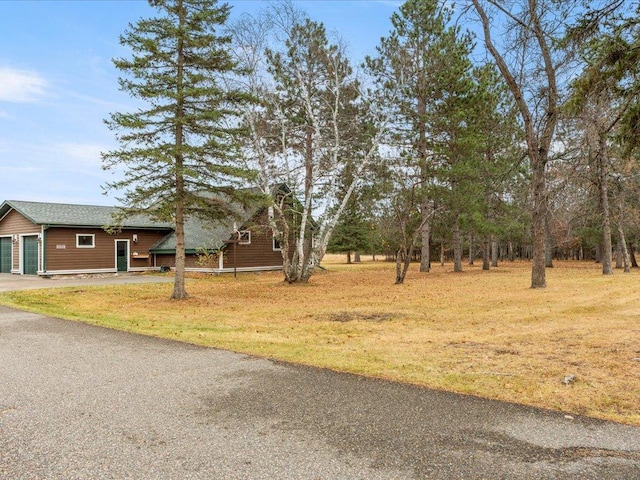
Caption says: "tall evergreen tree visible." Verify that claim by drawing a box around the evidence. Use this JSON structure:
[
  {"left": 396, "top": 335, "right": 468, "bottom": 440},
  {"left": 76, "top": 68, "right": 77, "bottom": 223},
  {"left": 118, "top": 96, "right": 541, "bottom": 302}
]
[
  {"left": 463, "top": 64, "right": 524, "bottom": 270},
  {"left": 366, "top": 0, "right": 457, "bottom": 274},
  {"left": 102, "top": 0, "right": 255, "bottom": 299},
  {"left": 327, "top": 198, "right": 373, "bottom": 264},
  {"left": 566, "top": 1, "right": 640, "bottom": 274},
  {"left": 367, "top": 0, "right": 477, "bottom": 281}
]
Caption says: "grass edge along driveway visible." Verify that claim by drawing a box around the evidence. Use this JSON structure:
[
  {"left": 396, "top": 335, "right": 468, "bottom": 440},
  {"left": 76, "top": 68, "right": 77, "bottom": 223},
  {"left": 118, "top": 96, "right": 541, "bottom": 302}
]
[{"left": 1, "top": 258, "right": 638, "bottom": 426}]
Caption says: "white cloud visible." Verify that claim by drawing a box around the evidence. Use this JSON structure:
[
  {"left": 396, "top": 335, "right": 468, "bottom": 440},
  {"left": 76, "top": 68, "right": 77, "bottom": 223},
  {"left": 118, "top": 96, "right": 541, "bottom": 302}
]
[
  {"left": 59, "top": 142, "right": 105, "bottom": 163},
  {"left": 0, "top": 67, "right": 48, "bottom": 102}
]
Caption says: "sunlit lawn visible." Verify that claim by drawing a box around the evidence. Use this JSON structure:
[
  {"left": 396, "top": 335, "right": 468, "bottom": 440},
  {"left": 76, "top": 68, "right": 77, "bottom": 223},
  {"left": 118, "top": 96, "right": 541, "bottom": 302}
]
[{"left": 1, "top": 256, "right": 639, "bottom": 426}]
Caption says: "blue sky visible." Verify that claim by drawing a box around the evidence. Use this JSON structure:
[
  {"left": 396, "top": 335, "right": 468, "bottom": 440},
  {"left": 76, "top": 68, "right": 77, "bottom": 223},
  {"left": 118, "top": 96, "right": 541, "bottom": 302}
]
[{"left": 0, "top": 0, "right": 401, "bottom": 206}]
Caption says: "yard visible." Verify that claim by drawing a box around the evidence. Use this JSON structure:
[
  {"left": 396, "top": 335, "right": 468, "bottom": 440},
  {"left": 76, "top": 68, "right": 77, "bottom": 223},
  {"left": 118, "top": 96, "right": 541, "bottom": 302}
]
[{"left": 1, "top": 256, "right": 638, "bottom": 426}]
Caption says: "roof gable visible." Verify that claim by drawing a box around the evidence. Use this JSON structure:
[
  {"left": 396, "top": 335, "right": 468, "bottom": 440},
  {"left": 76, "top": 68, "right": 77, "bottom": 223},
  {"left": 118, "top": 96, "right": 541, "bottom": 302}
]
[
  {"left": 0, "top": 200, "right": 172, "bottom": 229},
  {"left": 150, "top": 204, "right": 265, "bottom": 253}
]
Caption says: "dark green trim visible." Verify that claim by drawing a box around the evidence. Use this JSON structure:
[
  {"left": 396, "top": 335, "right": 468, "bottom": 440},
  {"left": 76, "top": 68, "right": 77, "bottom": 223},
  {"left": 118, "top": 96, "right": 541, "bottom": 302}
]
[{"left": 41, "top": 229, "right": 46, "bottom": 273}]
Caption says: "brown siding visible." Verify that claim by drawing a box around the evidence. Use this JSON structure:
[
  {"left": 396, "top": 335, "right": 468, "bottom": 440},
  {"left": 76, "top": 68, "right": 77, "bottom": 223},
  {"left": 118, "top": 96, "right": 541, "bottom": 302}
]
[
  {"left": 186, "top": 255, "right": 203, "bottom": 268},
  {"left": 44, "top": 228, "right": 168, "bottom": 272},
  {"left": 151, "top": 210, "right": 284, "bottom": 272},
  {"left": 127, "top": 230, "right": 169, "bottom": 269},
  {"left": 222, "top": 228, "right": 282, "bottom": 269},
  {"left": 153, "top": 230, "right": 282, "bottom": 272},
  {"left": 154, "top": 254, "right": 213, "bottom": 269},
  {"left": 0, "top": 209, "right": 37, "bottom": 234},
  {"left": 0, "top": 209, "right": 40, "bottom": 271},
  {"left": 155, "top": 254, "right": 175, "bottom": 268}
]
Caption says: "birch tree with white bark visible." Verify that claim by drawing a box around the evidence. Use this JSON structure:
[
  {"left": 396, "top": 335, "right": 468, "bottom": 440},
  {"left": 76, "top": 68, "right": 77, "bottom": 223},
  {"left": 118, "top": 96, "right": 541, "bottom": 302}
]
[{"left": 230, "top": 3, "right": 380, "bottom": 283}]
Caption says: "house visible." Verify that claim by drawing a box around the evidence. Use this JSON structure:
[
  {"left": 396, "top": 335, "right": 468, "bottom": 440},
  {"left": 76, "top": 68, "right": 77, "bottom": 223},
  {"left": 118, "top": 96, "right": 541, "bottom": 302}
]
[
  {"left": 0, "top": 199, "right": 283, "bottom": 276},
  {"left": 149, "top": 207, "right": 284, "bottom": 273}
]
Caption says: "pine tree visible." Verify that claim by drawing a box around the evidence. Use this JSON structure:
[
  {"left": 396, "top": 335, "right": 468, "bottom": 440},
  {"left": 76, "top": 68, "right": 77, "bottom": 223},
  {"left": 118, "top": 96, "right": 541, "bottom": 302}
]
[
  {"left": 367, "top": 0, "right": 476, "bottom": 281},
  {"left": 327, "top": 184, "right": 376, "bottom": 263},
  {"left": 470, "top": 0, "right": 580, "bottom": 288},
  {"left": 566, "top": 1, "right": 640, "bottom": 274},
  {"left": 102, "top": 0, "right": 255, "bottom": 299}
]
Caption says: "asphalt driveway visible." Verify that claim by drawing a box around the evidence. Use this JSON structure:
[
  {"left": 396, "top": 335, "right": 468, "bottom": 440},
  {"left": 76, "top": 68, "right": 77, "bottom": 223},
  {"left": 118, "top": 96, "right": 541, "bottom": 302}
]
[{"left": 1, "top": 305, "right": 639, "bottom": 479}]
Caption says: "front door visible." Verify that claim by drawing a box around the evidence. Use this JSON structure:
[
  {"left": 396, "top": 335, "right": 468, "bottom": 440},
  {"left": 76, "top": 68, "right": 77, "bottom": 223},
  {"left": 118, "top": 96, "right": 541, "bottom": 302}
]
[
  {"left": 0, "top": 237, "right": 11, "bottom": 273},
  {"left": 116, "top": 240, "right": 129, "bottom": 272},
  {"left": 23, "top": 235, "right": 38, "bottom": 275}
]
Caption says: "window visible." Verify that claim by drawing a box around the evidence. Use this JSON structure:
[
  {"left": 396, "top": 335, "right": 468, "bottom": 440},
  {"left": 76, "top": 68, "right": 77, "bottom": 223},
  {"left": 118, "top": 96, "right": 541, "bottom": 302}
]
[
  {"left": 76, "top": 234, "right": 95, "bottom": 248},
  {"left": 273, "top": 236, "right": 283, "bottom": 251},
  {"left": 238, "top": 230, "right": 251, "bottom": 245}
]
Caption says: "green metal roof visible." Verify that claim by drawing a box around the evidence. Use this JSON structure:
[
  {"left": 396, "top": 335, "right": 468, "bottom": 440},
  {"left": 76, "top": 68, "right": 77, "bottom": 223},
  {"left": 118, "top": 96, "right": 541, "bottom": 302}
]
[
  {"left": 150, "top": 205, "right": 263, "bottom": 253},
  {"left": 150, "top": 216, "right": 237, "bottom": 253},
  {"left": 0, "top": 200, "right": 173, "bottom": 229}
]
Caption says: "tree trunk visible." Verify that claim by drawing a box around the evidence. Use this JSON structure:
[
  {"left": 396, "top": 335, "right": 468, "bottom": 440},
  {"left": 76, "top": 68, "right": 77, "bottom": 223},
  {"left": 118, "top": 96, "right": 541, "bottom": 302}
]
[
  {"left": 171, "top": 197, "right": 189, "bottom": 299},
  {"left": 598, "top": 142, "right": 613, "bottom": 275},
  {"left": 395, "top": 247, "right": 412, "bottom": 284},
  {"left": 346, "top": 251, "right": 352, "bottom": 264},
  {"left": 395, "top": 250, "right": 404, "bottom": 284},
  {"left": 468, "top": 234, "right": 475, "bottom": 265},
  {"left": 491, "top": 236, "right": 498, "bottom": 268},
  {"left": 171, "top": 9, "right": 189, "bottom": 300},
  {"left": 482, "top": 236, "right": 490, "bottom": 270},
  {"left": 440, "top": 240, "right": 445, "bottom": 266},
  {"left": 545, "top": 214, "right": 554, "bottom": 268},
  {"left": 630, "top": 242, "right": 638, "bottom": 267},
  {"left": 354, "top": 251, "right": 361, "bottom": 263},
  {"left": 418, "top": 84, "right": 430, "bottom": 273},
  {"left": 615, "top": 242, "right": 622, "bottom": 269},
  {"left": 453, "top": 216, "right": 462, "bottom": 272},
  {"left": 420, "top": 199, "right": 431, "bottom": 272},
  {"left": 531, "top": 159, "right": 547, "bottom": 287},
  {"left": 290, "top": 118, "right": 316, "bottom": 284},
  {"left": 617, "top": 224, "right": 631, "bottom": 273}
]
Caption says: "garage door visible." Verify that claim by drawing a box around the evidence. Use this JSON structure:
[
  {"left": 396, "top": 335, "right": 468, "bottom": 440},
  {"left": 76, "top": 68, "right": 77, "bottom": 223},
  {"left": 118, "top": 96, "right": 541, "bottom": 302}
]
[
  {"left": 0, "top": 237, "right": 11, "bottom": 273},
  {"left": 23, "top": 236, "right": 38, "bottom": 275}
]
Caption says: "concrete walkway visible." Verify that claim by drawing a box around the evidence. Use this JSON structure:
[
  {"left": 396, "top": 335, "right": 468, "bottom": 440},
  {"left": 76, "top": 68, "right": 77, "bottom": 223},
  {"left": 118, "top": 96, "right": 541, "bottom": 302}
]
[{"left": 1, "top": 305, "right": 638, "bottom": 479}]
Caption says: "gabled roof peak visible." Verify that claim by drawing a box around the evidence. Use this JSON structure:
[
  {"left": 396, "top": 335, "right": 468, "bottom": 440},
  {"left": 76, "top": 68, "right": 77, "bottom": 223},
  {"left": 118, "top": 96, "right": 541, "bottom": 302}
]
[{"left": 0, "top": 199, "right": 172, "bottom": 229}]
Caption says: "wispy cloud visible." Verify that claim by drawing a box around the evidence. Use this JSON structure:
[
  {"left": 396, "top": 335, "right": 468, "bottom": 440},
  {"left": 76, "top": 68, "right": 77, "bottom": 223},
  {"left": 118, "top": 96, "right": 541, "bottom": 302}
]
[
  {"left": 58, "top": 142, "right": 105, "bottom": 166},
  {"left": 0, "top": 67, "right": 48, "bottom": 103},
  {"left": 0, "top": 138, "right": 108, "bottom": 176}
]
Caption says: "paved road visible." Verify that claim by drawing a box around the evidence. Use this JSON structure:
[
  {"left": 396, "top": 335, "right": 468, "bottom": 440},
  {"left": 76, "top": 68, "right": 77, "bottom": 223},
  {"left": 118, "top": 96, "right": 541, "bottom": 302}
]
[{"left": 1, "top": 307, "right": 639, "bottom": 479}]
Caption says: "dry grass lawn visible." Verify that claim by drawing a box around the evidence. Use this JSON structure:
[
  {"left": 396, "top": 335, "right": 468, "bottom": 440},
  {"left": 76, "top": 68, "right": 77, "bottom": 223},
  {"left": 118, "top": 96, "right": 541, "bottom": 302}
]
[{"left": 1, "top": 256, "right": 639, "bottom": 426}]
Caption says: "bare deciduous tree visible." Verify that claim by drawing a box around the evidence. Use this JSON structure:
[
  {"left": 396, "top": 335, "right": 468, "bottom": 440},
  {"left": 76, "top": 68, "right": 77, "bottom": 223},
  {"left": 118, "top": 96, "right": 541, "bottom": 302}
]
[
  {"left": 468, "top": 0, "right": 579, "bottom": 288},
  {"left": 230, "top": 3, "right": 381, "bottom": 283}
]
